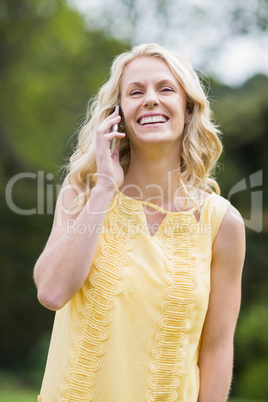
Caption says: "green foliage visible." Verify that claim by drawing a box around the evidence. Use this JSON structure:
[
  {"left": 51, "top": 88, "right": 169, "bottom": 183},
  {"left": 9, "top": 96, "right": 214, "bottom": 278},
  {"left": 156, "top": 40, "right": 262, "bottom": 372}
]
[
  {"left": 233, "top": 304, "right": 268, "bottom": 398},
  {"left": 211, "top": 74, "right": 268, "bottom": 197},
  {"left": 235, "top": 361, "right": 268, "bottom": 399},
  {"left": 210, "top": 73, "right": 268, "bottom": 398},
  {"left": 26, "top": 331, "right": 51, "bottom": 388},
  {"left": 237, "top": 304, "right": 268, "bottom": 363},
  {"left": 0, "top": 371, "right": 38, "bottom": 401},
  {"left": 228, "top": 400, "right": 268, "bottom": 402},
  {"left": 0, "top": 0, "right": 128, "bottom": 172},
  {"left": 0, "top": 391, "right": 37, "bottom": 402}
]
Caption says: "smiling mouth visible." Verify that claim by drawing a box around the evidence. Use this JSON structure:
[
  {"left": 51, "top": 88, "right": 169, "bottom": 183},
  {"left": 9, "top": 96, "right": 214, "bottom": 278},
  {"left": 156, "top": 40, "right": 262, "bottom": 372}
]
[{"left": 138, "top": 115, "right": 169, "bottom": 125}]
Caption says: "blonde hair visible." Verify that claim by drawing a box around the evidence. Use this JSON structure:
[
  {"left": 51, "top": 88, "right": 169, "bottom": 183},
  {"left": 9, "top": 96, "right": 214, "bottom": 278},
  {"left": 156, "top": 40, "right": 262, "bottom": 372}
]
[{"left": 67, "top": 43, "right": 222, "bottom": 213}]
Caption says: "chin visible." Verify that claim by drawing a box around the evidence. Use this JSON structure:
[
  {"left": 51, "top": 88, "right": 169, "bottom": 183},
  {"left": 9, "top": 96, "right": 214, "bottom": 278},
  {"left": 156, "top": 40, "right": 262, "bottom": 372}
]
[{"left": 141, "top": 132, "right": 180, "bottom": 143}]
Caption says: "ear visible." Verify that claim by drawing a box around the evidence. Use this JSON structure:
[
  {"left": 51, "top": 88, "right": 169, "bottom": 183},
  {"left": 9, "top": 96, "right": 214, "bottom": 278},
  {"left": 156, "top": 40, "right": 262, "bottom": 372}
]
[
  {"left": 119, "top": 121, "right": 126, "bottom": 132},
  {"left": 184, "top": 107, "right": 192, "bottom": 125},
  {"left": 118, "top": 105, "right": 126, "bottom": 132}
]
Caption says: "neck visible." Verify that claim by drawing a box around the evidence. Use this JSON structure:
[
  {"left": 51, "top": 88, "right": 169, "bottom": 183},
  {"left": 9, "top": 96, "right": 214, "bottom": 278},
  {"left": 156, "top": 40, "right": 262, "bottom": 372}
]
[{"left": 121, "top": 142, "right": 182, "bottom": 207}]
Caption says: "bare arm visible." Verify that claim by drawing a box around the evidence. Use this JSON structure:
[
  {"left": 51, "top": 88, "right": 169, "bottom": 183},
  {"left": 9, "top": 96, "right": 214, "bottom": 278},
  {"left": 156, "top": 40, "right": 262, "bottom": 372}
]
[
  {"left": 198, "top": 205, "right": 246, "bottom": 402},
  {"left": 34, "top": 110, "right": 124, "bottom": 311}
]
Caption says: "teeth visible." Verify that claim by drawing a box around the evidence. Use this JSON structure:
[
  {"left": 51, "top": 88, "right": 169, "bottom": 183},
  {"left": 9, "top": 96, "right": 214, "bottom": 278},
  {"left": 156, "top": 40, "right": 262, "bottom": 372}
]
[{"left": 139, "top": 115, "right": 168, "bottom": 125}]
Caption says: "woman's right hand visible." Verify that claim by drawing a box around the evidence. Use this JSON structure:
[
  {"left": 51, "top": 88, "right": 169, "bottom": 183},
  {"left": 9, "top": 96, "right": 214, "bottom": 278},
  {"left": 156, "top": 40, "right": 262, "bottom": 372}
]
[{"left": 95, "top": 109, "right": 125, "bottom": 192}]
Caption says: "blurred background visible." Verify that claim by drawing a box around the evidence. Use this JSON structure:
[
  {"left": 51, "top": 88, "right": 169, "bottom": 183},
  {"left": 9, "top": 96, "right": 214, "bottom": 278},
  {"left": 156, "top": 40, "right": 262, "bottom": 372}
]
[{"left": 0, "top": 0, "right": 267, "bottom": 401}]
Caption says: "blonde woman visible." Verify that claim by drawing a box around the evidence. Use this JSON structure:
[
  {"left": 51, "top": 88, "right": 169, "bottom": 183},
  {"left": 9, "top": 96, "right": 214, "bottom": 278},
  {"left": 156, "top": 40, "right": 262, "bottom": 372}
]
[{"left": 34, "top": 43, "right": 245, "bottom": 402}]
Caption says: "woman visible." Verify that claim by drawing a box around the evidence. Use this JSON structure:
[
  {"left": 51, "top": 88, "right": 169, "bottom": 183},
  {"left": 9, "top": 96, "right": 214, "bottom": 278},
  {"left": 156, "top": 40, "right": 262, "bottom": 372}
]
[{"left": 34, "top": 43, "right": 245, "bottom": 402}]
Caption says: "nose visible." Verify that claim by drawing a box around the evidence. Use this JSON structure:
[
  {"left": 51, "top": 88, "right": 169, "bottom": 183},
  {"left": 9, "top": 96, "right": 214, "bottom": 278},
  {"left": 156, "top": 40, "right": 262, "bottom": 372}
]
[{"left": 143, "top": 89, "right": 159, "bottom": 107}]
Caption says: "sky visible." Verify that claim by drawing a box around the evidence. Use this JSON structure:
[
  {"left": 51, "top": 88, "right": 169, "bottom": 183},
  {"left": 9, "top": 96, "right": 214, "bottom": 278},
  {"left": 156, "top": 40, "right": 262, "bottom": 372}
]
[
  {"left": 207, "top": 36, "right": 268, "bottom": 85},
  {"left": 69, "top": 0, "right": 268, "bottom": 86}
]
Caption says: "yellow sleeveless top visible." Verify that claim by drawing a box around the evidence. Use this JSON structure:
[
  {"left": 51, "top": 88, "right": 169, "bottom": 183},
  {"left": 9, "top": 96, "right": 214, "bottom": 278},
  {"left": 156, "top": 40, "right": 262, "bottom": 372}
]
[{"left": 38, "top": 190, "right": 230, "bottom": 402}]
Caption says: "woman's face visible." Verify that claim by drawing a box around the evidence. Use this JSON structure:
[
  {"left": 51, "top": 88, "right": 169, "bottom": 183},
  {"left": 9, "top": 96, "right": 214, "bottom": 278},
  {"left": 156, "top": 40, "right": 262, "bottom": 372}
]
[{"left": 120, "top": 56, "right": 191, "bottom": 148}]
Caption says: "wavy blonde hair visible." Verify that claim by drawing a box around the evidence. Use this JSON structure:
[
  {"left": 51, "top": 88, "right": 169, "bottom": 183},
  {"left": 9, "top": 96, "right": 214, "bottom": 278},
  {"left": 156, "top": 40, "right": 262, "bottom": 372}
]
[{"left": 67, "top": 43, "right": 222, "bottom": 213}]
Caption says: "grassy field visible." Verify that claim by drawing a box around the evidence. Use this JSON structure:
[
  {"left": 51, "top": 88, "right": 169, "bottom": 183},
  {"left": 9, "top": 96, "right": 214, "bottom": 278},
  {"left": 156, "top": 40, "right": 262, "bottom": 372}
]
[
  {"left": 0, "top": 390, "right": 37, "bottom": 402},
  {"left": 0, "top": 390, "right": 267, "bottom": 402},
  {"left": 228, "top": 400, "right": 268, "bottom": 402}
]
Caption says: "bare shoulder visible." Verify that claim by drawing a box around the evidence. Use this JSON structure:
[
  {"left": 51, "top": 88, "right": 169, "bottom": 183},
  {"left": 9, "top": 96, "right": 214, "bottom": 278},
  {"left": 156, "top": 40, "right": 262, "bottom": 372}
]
[
  {"left": 55, "top": 174, "right": 80, "bottom": 212},
  {"left": 45, "top": 174, "right": 81, "bottom": 245},
  {"left": 216, "top": 204, "right": 245, "bottom": 242},
  {"left": 213, "top": 203, "right": 246, "bottom": 272}
]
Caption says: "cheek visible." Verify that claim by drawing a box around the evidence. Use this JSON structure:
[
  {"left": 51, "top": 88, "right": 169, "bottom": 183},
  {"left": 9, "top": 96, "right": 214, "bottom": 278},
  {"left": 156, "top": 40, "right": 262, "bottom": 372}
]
[
  {"left": 124, "top": 121, "right": 136, "bottom": 139},
  {"left": 120, "top": 104, "right": 130, "bottom": 124},
  {"left": 121, "top": 104, "right": 138, "bottom": 128}
]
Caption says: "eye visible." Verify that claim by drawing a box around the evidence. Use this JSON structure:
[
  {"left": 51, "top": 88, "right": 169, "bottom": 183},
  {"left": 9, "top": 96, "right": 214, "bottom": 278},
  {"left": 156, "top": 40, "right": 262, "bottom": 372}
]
[
  {"left": 160, "top": 86, "right": 174, "bottom": 92},
  {"left": 130, "top": 89, "right": 143, "bottom": 96}
]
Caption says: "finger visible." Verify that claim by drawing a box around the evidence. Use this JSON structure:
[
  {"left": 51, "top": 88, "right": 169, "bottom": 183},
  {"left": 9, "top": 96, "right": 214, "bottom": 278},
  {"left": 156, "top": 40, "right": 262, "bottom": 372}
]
[
  {"left": 111, "top": 142, "right": 120, "bottom": 161},
  {"left": 104, "top": 132, "right": 125, "bottom": 142},
  {"left": 96, "top": 117, "right": 121, "bottom": 150},
  {"left": 97, "top": 114, "right": 121, "bottom": 136}
]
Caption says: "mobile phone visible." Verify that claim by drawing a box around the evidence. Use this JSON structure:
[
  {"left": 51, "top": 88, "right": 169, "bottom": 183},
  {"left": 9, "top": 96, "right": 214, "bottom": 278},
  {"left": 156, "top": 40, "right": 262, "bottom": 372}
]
[{"left": 110, "top": 105, "right": 120, "bottom": 155}]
